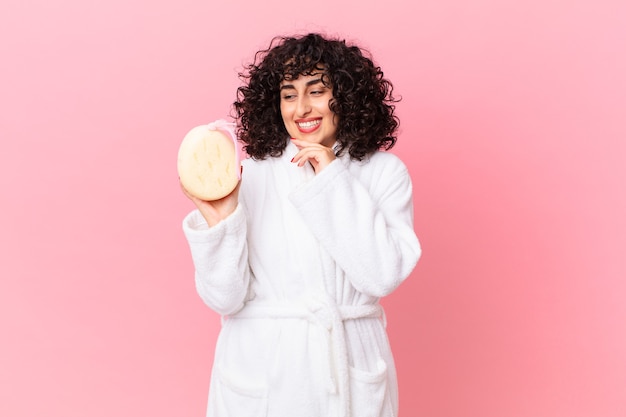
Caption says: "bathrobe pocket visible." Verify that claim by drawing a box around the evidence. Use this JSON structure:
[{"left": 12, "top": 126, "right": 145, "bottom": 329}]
[
  {"left": 214, "top": 366, "right": 268, "bottom": 417},
  {"left": 349, "top": 359, "right": 392, "bottom": 417}
]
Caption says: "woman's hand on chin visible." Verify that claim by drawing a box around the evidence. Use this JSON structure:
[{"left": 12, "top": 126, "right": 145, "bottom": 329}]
[{"left": 290, "top": 138, "right": 336, "bottom": 174}]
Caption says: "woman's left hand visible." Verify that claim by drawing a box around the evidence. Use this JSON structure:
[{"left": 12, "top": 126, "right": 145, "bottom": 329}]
[{"left": 290, "top": 138, "right": 336, "bottom": 174}]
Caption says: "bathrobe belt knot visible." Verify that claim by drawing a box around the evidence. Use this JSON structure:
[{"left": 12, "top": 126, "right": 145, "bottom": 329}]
[{"left": 228, "top": 296, "right": 386, "bottom": 417}]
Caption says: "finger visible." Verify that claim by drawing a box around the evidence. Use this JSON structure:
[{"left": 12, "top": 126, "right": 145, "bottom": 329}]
[
  {"left": 291, "top": 138, "right": 329, "bottom": 150},
  {"left": 291, "top": 147, "right": 316, "bottom": 165},
  {"left": 292, "top": 150, "right": 321, "bottom": 168},
  {"left": 290, "top": 137, "right": 306, "bottom": 149},
  {"left": 179, "top": 179, "right": 195, "bottom": 199},
  {"left": 290, "top": 138, "right": 328, "bottom": 150},
  {"left": 295, "top": 146, "right": 332, "bottom": 160}
]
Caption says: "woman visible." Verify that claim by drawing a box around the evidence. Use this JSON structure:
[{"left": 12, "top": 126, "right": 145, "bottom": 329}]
[{"left": 181, "top": 33, "right": 421, "bottom": 417}]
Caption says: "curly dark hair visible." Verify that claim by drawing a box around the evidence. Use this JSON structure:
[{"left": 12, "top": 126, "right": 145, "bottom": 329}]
[{"left": 233, "top": 33, "right": 400, "bottom": 161}]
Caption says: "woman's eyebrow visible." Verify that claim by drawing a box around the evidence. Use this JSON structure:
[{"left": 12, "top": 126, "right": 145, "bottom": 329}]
[{"left": 279, "top": 78, "right": 324, "bottom": 91}]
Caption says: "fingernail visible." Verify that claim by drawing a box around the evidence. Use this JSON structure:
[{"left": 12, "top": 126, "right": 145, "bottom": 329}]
[
  {"left": 290, "top": 137, "right": 296, "bottom": 141},
  {"left": 290, "top": 157, "right": 294, "bottom": 162}
]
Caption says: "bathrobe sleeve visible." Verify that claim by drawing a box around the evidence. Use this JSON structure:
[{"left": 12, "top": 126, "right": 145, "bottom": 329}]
[
  {"left": 182, "top": 205, "right": 251, "bottom": 315},
  {"left": 289, "top": 153, "right": 421, "bottom": 297}
]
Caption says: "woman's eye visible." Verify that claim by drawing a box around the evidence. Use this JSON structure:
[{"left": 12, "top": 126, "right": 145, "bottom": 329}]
[
  {"left": 310, "top": 90, "right": 323, "bottom": 95},
  {"left": 282, "top": 94, "right": 296, "bottom": 100}
]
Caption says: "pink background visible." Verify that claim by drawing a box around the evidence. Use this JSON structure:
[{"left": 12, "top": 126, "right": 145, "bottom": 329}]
[{"left": 1, "top": 1, "right": 625, "bottom": 416}]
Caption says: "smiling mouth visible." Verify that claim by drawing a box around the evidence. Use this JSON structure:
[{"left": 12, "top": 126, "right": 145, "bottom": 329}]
[{"left": 297, "top": 119, "right": 321, "bottom": 132}]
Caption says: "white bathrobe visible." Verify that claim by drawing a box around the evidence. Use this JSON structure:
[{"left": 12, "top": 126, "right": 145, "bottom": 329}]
[{"left": 182, "top": 141, "right": 421, "bottom": 417}]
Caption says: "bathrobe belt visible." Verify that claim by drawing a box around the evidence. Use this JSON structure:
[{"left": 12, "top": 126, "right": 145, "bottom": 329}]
[{"left": 228, "top": 296, "right": 386, "bottom": 417}]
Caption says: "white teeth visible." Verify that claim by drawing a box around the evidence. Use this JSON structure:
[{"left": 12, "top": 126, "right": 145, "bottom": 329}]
[{"left": 298, "top": 120, "right": 320, "bottom": 128}]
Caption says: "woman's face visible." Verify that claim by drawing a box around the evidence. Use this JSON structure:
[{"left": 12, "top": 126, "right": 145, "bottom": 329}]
[{"left": 279, "top": 72, "right": 338, "bottom": 148}]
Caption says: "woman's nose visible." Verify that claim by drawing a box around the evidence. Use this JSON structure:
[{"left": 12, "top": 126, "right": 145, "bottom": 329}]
[{"left": 296, "top": 96, "right": 311, "bottom": 117}]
